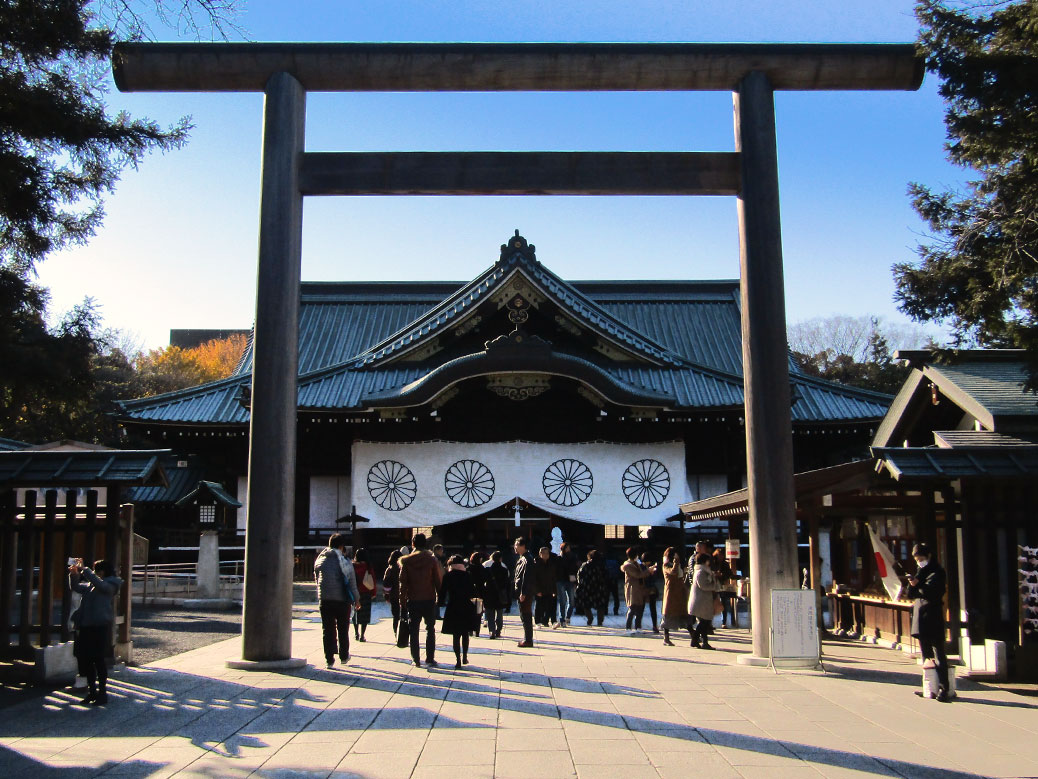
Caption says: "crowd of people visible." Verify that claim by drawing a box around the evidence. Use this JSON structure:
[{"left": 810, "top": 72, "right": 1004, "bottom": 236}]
[{"left": 313, "top": 531, "right": 744, "bottom": 671}]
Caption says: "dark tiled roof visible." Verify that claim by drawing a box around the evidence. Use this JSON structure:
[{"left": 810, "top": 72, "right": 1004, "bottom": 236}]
[
  {"left": 933, "top": 430, "right": 1038, "bottom": 448},
  {"left": 175, "top": 480, "right": 242, "bottom": 508},
  {"left": 874, "top": 445, "right": 1038, "bottom": 480},
  {"left": 118, "top": 240, "right": 890, "bottom": 425},
  {"left": 127, "top": 456, "right": 206, "bottom": 504},
  {"left": 0, "top": 450, "right": 170, "bottom": 487},
  {"left": 0, "top": 437, "right": 29, "bottom": 451},
  {"left": 927, "top": 361, "right": 1036, "bottom": 424}
]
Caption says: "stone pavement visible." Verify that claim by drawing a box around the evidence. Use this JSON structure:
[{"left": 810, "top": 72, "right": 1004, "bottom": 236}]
[{"left": 1, "top": 604, "right": 1036, "bottom": 779}]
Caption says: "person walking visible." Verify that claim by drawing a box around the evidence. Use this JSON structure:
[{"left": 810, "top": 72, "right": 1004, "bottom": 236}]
[
  {"left": 533, "top": 546, "right": 559, "bottom": 628},
  {"left": 622, "top": 547, "right": 653, "bottom": 634},
  {"left": 688, "top": 552, "right": 718, "bottom": 649},
  {"left": 352, "top": 548, "right": 376, "bottom": 642},
  {"left": 641, "top": 551, "right": 660, "bottom": 633},
  {"left": 908, "top": 542, "right": 950, "bottom": 701},
  {"left": 556, "top": 542, "right": 579, "bottom": 627},
  {"left": 314, "top": 534, "right": 359, "bottom": 668},
  {"left": 441, "top": 554, "right": 477, "bottom": 668},
  {"left": 660, "top": 547, "right": 691, "bottom": 646},
  {"left": 513, "top": 537, "right": 536, "bottom": 647},
  {"left": 605, "top": 555, "right": 622, "bottom": 615},
  {"left": 399, "top": 532, "right": 444, "bottom": 668},
  {"left": 574, "top": 549, "right": 609, "bottom": 626},
  {"left": 383, "top": 549, "right": 403, "bottom": 635},
  {"left": 482, "top": 550, "right": 510, "bottom": 639},
  {"left": 711, "top": 548, "right": 736, "bottom": 628},
  {"left": 68, "top": 558, "right": 122, "bottom": 705},
  {"left": 467, "top": 552, "right": 486, "bottom": 637}
]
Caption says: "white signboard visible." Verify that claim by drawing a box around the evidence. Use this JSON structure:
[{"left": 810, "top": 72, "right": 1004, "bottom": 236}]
[{"left": 770, "top": 589, "right": 820, "bottom": 667}]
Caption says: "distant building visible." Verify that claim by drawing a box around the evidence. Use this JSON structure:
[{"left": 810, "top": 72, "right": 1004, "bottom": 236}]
[{"left": 169, "top": 329, "right": 250, "bottom": 349}]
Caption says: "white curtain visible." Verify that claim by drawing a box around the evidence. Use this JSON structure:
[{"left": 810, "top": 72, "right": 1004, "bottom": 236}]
[{"left": 350, "top": 440, "right": 690, "bottom": 529}]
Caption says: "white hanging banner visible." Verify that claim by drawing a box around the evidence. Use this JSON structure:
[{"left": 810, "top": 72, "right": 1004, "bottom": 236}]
[{"left": 350, "top": 440, "right": 690, "bottom": 529}]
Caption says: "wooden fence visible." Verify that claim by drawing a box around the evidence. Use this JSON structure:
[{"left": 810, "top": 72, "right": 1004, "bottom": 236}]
[{"left": 1, "top": 488, "right": 133, "bottom": 661}]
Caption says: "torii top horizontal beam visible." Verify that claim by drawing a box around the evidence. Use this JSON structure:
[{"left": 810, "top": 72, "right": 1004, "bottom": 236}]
[{"left": 112, "top": 42, "right": 924, "bottom": 93}]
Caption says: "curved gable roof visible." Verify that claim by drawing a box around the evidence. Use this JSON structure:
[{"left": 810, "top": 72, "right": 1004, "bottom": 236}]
[{"left": 353, "top": 232, "right": 683, "bottom": 368}]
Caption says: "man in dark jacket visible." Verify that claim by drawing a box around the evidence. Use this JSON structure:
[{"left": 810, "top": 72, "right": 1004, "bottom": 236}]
[
  {"left": 907, "top": 542, "right": 950, "bottom": 701},
  {"left": 399, "top": 532, "right": 444, "bottom": 667},
  {"left": 513, "top": 537, "right": 536, "bottom": 647},
  {"left": 533, "top": 547, "right": 559, "bottom": 628},
  {"left": 556, "top": 542, "right": 579, "bottom": 627},
  {"left": 314, "top": 534, "right": 360, "bottom": 668}
]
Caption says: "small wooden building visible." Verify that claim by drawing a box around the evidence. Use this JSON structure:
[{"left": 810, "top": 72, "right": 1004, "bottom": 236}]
[{"left": 681, "top": 348, "right": 1038, "bottom": 677}]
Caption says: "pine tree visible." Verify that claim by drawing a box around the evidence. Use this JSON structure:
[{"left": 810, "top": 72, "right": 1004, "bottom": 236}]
[{"left": 895, "top": 1, "right": 1038, "bottom": 387}]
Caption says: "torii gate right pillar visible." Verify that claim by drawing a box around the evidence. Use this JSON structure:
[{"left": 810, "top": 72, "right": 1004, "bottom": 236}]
[{"left": 734, "top": 71, "right": 799, "bottom": 662}]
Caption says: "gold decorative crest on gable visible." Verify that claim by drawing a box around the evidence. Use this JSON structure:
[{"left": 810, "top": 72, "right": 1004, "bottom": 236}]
[
  {"left": 430, "top": 387, "right": 460, "bottom": 410},
  {"left": 593, "top": 338, "right": 637, "bottom": 362},
  {"left": 554, "top": 314, "right": 582, "bottom": 337},
  {"left": 453, "top": 315, "right": 482, "bottom": 337},
  {"left": 398, "top": 338, "right": 442, "bottom": 362},
  {"left": 487, "top": 374, "right": 550, "bottom": 401}
]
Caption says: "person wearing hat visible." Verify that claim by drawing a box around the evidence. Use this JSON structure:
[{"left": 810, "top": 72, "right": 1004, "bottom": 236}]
[{"left": 908, "top": 542, "right": 950, "bottom": 701}]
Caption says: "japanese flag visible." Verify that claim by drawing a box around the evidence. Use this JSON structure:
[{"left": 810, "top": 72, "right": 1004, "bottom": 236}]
[{"left": 867, "top": 523, "right": 903, "bottom": 601}]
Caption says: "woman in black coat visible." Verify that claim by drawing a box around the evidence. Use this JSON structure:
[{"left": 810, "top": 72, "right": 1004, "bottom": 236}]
[
  {"left": 574, "top": 550, "right": 610, "bottom": 626},
  {"left": 440, "top": 554, "right": 477, "bottom": 668},
  {"left": 467, "top": 552, "right": 487, "bottom": 637},
  {"left": 482, "top": 550, "right": 510, "bottom": 639}
]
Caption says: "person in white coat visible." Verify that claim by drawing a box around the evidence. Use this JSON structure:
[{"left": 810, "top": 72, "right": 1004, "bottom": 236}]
[{"left": 687, "top": 553, "right": 718, "bottom": 650}]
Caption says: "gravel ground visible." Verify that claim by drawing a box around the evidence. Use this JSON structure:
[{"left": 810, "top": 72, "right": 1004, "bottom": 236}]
[{"left": 129, "top": 605, "right": 242, "bottom": 666}]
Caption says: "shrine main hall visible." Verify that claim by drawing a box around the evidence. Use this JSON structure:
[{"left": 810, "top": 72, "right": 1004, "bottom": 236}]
[{"left": 117, "top": 233, "right": 889, "bottom": 553}]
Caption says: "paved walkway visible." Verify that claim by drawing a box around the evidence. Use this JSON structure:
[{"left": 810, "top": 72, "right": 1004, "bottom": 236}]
[{"left": 1, "top": 605, "right": 1036, "bottom": 779}]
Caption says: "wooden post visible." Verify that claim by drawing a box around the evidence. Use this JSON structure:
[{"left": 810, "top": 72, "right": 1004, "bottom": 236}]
[
  {"left": 60, "top": 489, "right": 76, "bottom": 643},
  {"left": 117, "top": 504, "right": 133, "bottom": 660},
  {"left": 240, "top": 71, "right": 306, "bottom": 665},
  {"left": 734, "top": 71, "right": 799, "bottom": 662},
  {"left": 1, "top": 490, "right": 16, "bottom": 653},
  {"left": 38, "top": 490, "right": 58, "bottom": 647},
  {"left": 19, "top": 491, "right": 37, "bottom": 651}
]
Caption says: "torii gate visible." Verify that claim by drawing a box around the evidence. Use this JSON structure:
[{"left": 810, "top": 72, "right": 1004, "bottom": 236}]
[{"left": 113, "top": 42, "right": 923, "bottom": 667}]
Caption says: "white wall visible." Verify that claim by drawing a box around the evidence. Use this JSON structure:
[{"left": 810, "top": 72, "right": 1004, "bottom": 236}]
[
  {"left": 309, "top": 475, "right": 351, "bottom": 529},
  {"left": 236, "top": 476, "right": 248, "bottom": 533}
]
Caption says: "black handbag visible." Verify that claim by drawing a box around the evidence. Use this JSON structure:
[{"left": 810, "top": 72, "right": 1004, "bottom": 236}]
[{"left": 396, "top": 613, "right": 409, "bottom": 648}]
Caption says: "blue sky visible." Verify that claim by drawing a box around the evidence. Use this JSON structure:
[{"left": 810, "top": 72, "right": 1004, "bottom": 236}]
[{"left": 40, "top": 0, "right": 962, "bottom": 348}]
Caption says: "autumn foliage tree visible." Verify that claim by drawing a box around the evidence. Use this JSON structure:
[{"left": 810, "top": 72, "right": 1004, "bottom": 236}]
[{"left": 133, "top": 333, "right": 247, "bottom": 396}]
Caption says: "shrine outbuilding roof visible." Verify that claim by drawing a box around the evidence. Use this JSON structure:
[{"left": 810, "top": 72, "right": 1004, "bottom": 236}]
[
  {"left": 117, "top": 235, "right": 891, "bottom": 426},
  {"left": 874, "top": 349, "right": 1038, "bottom": 447},
  {"left": 0, "top": 450, "right": 170, "bottom": 488}
]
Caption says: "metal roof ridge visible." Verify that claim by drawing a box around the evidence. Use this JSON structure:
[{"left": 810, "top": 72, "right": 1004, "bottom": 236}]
[
  {"left": 789, "top": 371, "right": 896, "bottom": 402},
  {"left": 115, "top": 373, "right": 250, "bottom": 412},
  {"left": 352, "top": 261, "right": 506, "bottom": 365},
  {"left": 519, "top": 255, "right": 682, "bottom": 365}
]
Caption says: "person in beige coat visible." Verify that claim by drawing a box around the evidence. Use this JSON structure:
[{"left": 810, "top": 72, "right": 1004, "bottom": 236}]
[
  {"left": 687, "top": 553, "right": 718, "bottom": 649},
  {"left": 621, "top": 546, "right": 655, "bottom": 633},
  {"left": 660, "top": 547, "right": 691, "bottom": 646}
]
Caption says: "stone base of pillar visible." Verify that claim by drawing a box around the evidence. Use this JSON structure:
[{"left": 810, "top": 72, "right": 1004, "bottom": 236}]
[
  {"left": 736, "top": 654, "right": 771, "bottom": 667},
  {"left": 225, "top": 657, "right": 307, "bottom": 671}
]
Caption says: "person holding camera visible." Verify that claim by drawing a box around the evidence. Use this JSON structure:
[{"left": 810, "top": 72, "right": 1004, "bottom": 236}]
[
  {"left": 68, "top": 558, "right": 123, "bottom": 706},
  {"left": 907, "top": 542, "right": 950, "bottom": 701}
]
